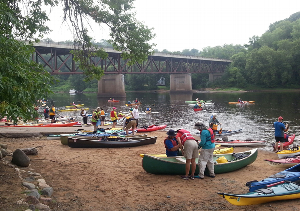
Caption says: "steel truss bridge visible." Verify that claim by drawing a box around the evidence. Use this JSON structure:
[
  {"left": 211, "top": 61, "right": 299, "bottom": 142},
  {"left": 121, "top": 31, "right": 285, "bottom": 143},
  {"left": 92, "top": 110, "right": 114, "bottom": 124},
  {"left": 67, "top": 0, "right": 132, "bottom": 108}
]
[{"left": 32, "top": 42, "right": 232, "bottom": 75}]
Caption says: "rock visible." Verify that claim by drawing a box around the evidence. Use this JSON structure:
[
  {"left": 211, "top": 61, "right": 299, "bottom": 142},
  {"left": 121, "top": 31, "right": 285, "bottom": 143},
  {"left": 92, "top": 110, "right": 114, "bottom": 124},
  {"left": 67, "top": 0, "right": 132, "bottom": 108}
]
[
  {"left": 26, "top": 189, "right": 40, "bottom": 199},
  {"left": 0, "top": 151, "right": 2, "bottom": 159},
  {"left": 0, "top": 143, "right": 8, "bottom": 149},
  {"left": 22, "top": 182, "right": 36, "bottom": 190},
  {"left": 1, "top": 148, "right": 9, "bottom": 157},
  {"left": 35, "top": 203, "right": 51, "bottom": 211},
  {"left": 25, "top": 195, "right": 40, "bottom": 205},
  {"left": 41, "top": 187, "right": 53, "bottom": 197},
  {"left": 20, "top": 147, "right": 38, "bottom": 155},
  {"left": 12, "top": 149, "right": 30, "bottom": 167},
  {"left": 24, "top": 176, "right": 36, "bottom": 182}
]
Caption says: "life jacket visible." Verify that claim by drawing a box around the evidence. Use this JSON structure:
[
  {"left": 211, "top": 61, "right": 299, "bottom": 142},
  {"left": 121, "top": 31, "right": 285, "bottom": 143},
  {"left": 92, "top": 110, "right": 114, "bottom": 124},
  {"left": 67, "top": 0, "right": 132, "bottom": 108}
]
[
  {"left": 100, "top": 110, "right": 105, "bottom": 116},
  {"left": 207, "top": 128, "right": 215, "bottom": 143},
  {"left": 177, "top": 129, "right": 195, "bottom": 146},
  {"left": 164, "top": 137, "right": 178, "bottom": 151},
  {"left": 44, "top": 108, "right": 49, "bottom": 114},
  {"left": 125, "top": 117, "right": 135, "bottom": 125},
  {"left": 91, "top": 111, "right": 98, "bottom": 122},
  {"left": 110, "top": 111, "right": 117, "bottom": 121}
]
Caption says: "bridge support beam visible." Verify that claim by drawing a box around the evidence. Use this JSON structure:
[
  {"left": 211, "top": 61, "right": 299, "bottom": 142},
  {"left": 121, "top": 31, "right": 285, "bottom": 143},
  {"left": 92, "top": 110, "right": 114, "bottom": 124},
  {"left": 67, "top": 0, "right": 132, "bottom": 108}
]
[
  {"left": 209, "top": 73, "right": 223, "bottom": 82},
  {"left": 170, "top": 74, "right": 192, "bottom": 93},
  {"left": 97, "top": 74, "right": 126, "bottom": 97}
]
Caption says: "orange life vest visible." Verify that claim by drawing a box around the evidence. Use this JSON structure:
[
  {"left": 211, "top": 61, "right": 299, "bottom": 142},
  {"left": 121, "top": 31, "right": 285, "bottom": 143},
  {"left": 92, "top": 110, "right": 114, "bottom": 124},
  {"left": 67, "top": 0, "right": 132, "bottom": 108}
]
[
  {"left": 176, "top": 129, "right": 195, "bottom": 145},
  {"left": 208, "top": 128, "right": 215, "bottom": 143},
  {"left": 164, "top": 137, "right": 178, "bottom": 151}
]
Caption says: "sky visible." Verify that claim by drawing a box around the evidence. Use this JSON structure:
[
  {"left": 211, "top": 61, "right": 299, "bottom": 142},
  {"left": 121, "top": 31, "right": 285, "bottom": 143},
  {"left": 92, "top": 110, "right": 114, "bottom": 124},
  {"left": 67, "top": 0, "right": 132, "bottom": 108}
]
[{"left": 45, "top": 0, "right": 300, "bottom": 52}]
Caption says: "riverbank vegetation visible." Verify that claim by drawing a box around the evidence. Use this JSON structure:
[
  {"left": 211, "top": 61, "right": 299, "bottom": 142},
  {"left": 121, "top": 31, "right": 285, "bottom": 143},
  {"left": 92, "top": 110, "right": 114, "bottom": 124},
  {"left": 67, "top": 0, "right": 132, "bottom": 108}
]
[{"left": 51, "top": 11, "right": 300, "bottom": 93}]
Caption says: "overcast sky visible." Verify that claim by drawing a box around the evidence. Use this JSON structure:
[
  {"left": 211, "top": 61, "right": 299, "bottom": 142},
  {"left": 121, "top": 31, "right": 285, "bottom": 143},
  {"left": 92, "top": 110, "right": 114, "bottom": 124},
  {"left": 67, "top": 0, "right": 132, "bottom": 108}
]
[{"left": 45, "top": 0, "right": 300, "bottom": 52}]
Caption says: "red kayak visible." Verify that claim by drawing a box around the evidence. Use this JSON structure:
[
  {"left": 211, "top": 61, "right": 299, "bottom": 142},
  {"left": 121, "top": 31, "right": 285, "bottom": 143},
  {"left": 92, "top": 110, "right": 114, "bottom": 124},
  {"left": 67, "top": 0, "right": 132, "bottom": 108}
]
[
  {"left": 136, "top": 124, "right": 167, "bottom": 133},
  {"left": 272, "top": 134, "right": 295, "bottom": 150},
  {"left": 193, "top": 108, "right": 203, "bottom": 112},
  {"left": 265, "top": 156, "right": 300, "bottom": 168},
  {"left": 108, "top": 99, "right": 120, "bottom": 103},
  {"left": 3, "top": 122, "right": 79, "bottom": 127}
]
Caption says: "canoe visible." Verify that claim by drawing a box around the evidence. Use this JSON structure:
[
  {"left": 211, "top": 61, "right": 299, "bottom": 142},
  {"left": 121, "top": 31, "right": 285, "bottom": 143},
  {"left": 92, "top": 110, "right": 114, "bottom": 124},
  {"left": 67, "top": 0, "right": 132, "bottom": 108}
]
[
  {"left": 185, "top": 100, "right": 212, "bottom": 104},
  {"left": 193, "top": 108, "right": 203, "bottom": 112},
  {"left": 3, "top": 122, "right": 79, "bottom": 127},
  {"left": 265, "top": 156, "right": 300, "bottom": 168},
  {"left": 142, "top": 148, "right": 258, "bottom": 175},
  {"left": 246, "top": 163, "right": 300, "bottom": 191},
  {"left": 139, "top": 147, "right": 234, "bottom": 158},
  {"left": 68, "top": 136, "right": 157, "bottom": 148},
  {"left": 58, "top": 108, "right": 89, "bottom": 112},
  {"left": 125, "top": 102, "right": 141, "bottom": 106},
  {"left": 228, "top": 101, "right": 255, "bottom": 104},
  {"left": 214, "top": 129, "right": 243, "bottom": 137},
  {"left": 65, "top": 104, "right": 85, "bottom": 108},
  {"left": 108, "top": 99, "right": 119, "bottom": 103},
  {"left": 273, "top": 134, "right": 295, "bottom": 151},
  {"left": 136, "top": 124, "right": 167, "bottom": 133},
  {"left": 214, "top": 139, "right": 266, "bottom": 147},
  {"left": 277, "top": 146, "right": 300, "bottom": 159},
  {"left": 218, "top": 181, "right": 300, "bottom": 206}
]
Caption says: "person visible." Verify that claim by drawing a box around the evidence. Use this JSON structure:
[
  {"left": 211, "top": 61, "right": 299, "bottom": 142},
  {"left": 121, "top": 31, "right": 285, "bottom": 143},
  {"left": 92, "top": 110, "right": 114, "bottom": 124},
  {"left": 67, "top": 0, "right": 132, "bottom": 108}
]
[
  {"left": 100, "top": 108, "right": 105, "bottom": 126},
  {"left": 44, "top": 106, "right": 49, "bottom": 119},
  {"left": 164, "top": 129, "right": 182, "bottom": 157},
  {"left": 194, "top": 122, "right": 215, "bottom": 179},
  {"left": 110, "top": 107, "right": 118, "bottom": 128},
  {"left": 91, "top": 109, "right": 99, "bottom": 132},
  {"left": 209, "top": 114, "right": 221, "bottom": 132},
  {"left": 123, "top": 116, "right": 137, "bottom": 135},
  {"left": 80, "top": 108, "right": 87, "bottom": 125},
  {"left": 49, "top": 105, "right": 55, "bottom": 120},
  {"left": 132, "top": 105, "right": 139, "bottom": 127},
  {"left": 238, "top": 98, "right": 242, "bottom": 102},
  {"left": 146, "top": 107, "right": 151, "bottom": 114},
  {"left": 176, "top": 129, "right": 198, "bottom": 180},
  {"left": 96, "top": 107, "right": 101, "bottom": 128},
  {"left": 274, "top": 116, "right": 289, "bottom": 152},
  {"left": 135, "top": 98, "right": 139, "bottom": 103}
]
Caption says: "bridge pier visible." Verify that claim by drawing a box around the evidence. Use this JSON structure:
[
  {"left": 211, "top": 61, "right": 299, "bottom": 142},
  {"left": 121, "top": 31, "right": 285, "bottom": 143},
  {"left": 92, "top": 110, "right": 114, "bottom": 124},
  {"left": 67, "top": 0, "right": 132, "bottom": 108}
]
[
  {"left": 97, "top": 74, "right": 126, "bottom": 97},
  {"left": 170, "top": 74, "right": 192, "bottom": 93}
]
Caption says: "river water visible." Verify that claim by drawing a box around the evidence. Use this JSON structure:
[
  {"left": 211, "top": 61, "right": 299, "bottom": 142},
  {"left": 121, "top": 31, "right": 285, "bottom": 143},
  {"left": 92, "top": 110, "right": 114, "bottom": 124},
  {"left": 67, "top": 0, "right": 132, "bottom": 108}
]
[{"left": 48, "top": 91, "right": 300, "bottom": 151}]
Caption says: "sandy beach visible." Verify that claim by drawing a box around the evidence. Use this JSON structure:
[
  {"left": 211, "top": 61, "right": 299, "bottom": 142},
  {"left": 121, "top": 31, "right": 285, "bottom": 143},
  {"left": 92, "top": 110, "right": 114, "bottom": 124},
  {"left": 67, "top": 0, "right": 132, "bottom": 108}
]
[{"left": 1, "top": 127, "right": 300, "bottom": 211}]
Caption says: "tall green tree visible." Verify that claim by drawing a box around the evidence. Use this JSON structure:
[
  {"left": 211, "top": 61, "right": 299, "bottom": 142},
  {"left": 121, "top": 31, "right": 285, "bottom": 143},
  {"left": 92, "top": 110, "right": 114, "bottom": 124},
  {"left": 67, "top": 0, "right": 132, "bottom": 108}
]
[{"left": 0, "top": 0, "right": 155, "bottom": 122}]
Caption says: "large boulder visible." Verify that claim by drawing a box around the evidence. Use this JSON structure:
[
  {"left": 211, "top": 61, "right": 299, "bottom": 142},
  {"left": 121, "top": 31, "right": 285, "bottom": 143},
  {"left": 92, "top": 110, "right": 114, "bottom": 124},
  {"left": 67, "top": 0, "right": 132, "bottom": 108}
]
[{"left": 12, "top": 149, "right": 30, "bottom": 167}]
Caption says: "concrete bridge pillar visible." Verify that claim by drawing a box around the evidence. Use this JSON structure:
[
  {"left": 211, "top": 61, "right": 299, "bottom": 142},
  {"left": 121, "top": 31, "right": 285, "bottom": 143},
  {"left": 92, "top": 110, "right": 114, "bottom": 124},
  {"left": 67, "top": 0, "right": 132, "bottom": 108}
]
[
  {"left": 98, "top": 74, "right": 126, "bottom": 97},
  {"left": 170, "top": 73, "right": 192, "bottom": 93}
]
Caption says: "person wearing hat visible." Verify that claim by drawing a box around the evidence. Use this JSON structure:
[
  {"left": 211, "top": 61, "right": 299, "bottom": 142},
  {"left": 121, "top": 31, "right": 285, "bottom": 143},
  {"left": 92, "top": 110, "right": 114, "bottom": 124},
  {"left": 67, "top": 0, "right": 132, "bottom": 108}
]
[
  {"left": 100, "top": 108, "right": 105, "bottom": 126},
  {"left": 49, "top": 105, "right": 55, "bottom": 120},
  {"left": 91, "top": 108, "right": 99, "bottom": 132},
  {"left": 132, "top": 105, "right": 140, "bottom": 127},
  {"left": 80, "top": 108, "right": 87, "bottom": 125},
  {"left": 164, "top": 129, "right": 182, "bottom": 157},
  {"left": 123, "top": 116, "right": 137, "bottom": 135},
  {"left": 274, "top": 116, "right": 289, "bottom": 152},
  {"left": 194, "top": 122, "right": 215, "bottom": 179},
  {"left": 110, "top": 107, "right": 118, "bottom": 128},
  {"left": 209, "top": 113, "right": 221, "bottom": 132},
  {"left": 44, "top": 106, "right": 50, "bottom": 119}
]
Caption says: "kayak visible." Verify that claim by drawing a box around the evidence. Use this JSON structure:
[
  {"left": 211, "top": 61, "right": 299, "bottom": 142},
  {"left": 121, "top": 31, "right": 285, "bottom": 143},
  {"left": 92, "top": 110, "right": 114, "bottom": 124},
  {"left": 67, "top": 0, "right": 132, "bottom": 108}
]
[
  {"left": 136, "top": 124, "right": 167, "bottom": 133},
  {"left": 3, "top": 122, "right": 79, "bottom": 127},
  {"left": 277, "top": 146, "right": 300, "bottom": 159},
  {"left": 108, "top": 99, "right": 120, "bottom": 103},
  {"left": 185, "top": 100, "right": 212, "bottom": 104},
  {"left": 228, "top": 101, "right": 255, "bottom": 104},
  {"left": 139, "top": 147, "right": 234, "bottom": 158},
  {"left": 142, "top": 148, "right": 257, "bottom": 175},
  {"left": 193, "top": 108, "right": 203, "bottom": 112},
  {"left": 65, "top": 104, "right": 85, "bottom": 108},
  {"left": 218, "top": 181, "right": 300, "bottom": 206},
  {"left": 214, "top": 139, "right": 266, "bottom": 147},
  {"left": 273, "top": 134, "right": 295, "bottom": 151},
  {"left": 125, "top": 102, "right": 141, "bottom": 106},
  {"left": 265, "top": 156, "right": 300, "bottom": 168},
  {"left": 246, "top": 163, "right": 300, "bottom": 191},
  {"left": 58, "top": 108, "right": 89, "bottom": 111}
]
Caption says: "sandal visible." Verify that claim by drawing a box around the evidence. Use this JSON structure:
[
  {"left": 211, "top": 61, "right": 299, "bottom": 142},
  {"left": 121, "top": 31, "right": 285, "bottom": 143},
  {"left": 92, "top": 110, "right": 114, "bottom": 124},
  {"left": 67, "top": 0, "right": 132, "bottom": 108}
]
[{"left": 181, "top": 175, "right": 189, "bottom": 180}]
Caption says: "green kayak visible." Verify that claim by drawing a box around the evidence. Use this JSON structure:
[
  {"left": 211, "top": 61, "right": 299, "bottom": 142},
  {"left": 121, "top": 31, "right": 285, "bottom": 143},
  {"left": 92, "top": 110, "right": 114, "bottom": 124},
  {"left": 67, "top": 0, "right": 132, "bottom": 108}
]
[
  {"left": 185, "top": 100, "right": 212, "bottom": 104},
  {"left": 142, "top": 148, "right": 258, "bottom": 175}
]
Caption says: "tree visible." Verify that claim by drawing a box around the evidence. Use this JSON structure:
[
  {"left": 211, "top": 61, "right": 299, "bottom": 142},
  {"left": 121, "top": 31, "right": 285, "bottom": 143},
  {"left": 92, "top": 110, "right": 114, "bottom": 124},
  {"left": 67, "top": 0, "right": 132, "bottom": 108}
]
[{"left": 0, "top": 0, "right": 155, "bottom": 122}]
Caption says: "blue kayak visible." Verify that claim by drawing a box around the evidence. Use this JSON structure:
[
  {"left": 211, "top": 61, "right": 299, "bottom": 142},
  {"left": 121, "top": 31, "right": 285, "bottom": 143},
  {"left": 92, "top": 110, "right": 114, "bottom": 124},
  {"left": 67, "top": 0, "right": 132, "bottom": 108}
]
[{"left": 246, "top": 163, "right": 300, "bottom": 191}]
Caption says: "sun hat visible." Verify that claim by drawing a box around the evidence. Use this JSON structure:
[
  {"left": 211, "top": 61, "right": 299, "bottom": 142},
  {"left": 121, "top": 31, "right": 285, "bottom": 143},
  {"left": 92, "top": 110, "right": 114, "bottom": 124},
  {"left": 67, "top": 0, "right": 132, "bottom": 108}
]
[
  {"left": 166, "top": 129, "right": 176, "bottom": 136},
  {"left": 113, "top": 107, "right": 116, "bottom": 109},
  {"left": 97, "top": 107, "right": 100, "bottom": 109},
  {"left": 194, "top": 122, "right": 207, "bottom": 130},
  {"left": 213, "top": 113, "right": 217, "bottom": 117},
  {"left": 46, "top": 106, "right": 49, "bottom": 109},
  {"left": 278, "top": 116, "right": 283, "bottom": 120}
]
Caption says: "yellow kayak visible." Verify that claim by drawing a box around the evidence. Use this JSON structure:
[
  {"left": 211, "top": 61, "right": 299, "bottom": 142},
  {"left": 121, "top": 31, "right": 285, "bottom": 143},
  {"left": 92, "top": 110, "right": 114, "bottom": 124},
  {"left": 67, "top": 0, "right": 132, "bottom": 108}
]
[
  {"left": 228, "top": 101, "right": 255, "bottom": 104},
  {"left": 140, "top": 147, "right": 234, "bottom": 158},
  {"left": 65, "top": 104, "right": 85, "bottom": 108},
  {"left": 58, "top": 108, "right": 89, "bottom": 112}
]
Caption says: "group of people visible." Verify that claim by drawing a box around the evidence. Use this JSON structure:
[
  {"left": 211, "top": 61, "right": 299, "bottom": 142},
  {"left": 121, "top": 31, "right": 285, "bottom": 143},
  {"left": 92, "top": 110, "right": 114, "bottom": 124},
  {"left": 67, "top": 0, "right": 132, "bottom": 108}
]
[
  {"left": 43, "top": 105, "right": 56, "bottom": 122},
  {"left": 91, "top": 107, "right": 105, "bottom": 132},
  {"left": 164, "top": 122, "right": 215, "bottom": 180}
]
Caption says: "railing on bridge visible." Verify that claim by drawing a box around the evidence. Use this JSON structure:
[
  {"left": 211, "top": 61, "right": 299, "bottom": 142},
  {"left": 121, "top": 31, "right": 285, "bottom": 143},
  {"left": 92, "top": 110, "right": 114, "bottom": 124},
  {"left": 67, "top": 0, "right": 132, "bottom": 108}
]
[{"left": 32, "top": 42, "right": 232, "bottom": 75}]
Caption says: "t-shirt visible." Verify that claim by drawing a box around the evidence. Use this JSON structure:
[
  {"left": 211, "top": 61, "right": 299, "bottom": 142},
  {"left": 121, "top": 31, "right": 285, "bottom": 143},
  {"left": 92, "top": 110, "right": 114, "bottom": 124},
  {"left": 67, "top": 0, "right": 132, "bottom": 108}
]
[
  {"left": 165, "top": 138, "right": 179, "bottom": 157},
  {"left": 132, "top": 108, "right": 139, "bottom": 119},
  {"left": 274, "top": 121, "right": 286, "bottom": 137}
]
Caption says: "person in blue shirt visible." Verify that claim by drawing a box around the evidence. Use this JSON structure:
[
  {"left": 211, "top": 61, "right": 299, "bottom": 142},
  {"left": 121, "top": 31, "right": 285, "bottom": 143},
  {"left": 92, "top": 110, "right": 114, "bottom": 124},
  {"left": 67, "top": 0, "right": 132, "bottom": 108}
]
[
  {"left": 194, "top": 122, "right": 215, "bottom": 179},
  {"left": 164, "top": 129, "right": 182, "bottom": 157},
  {"left": 274, "top": 116, "right": 289, "bottom": 152}
]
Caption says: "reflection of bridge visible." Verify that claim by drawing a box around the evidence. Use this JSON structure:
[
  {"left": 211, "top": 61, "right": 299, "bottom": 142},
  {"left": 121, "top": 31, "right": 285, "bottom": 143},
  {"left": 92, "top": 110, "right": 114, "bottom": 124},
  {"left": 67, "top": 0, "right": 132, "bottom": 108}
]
[{"left": 32, "top": 42, "right": 232, "bottom": 97}]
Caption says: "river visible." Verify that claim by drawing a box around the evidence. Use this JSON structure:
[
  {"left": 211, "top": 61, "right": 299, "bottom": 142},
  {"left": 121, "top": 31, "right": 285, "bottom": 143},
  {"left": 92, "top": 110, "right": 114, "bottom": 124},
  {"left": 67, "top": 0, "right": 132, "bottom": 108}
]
[{"left": 47, "top": 90, "right": 300, "bottom": 151}]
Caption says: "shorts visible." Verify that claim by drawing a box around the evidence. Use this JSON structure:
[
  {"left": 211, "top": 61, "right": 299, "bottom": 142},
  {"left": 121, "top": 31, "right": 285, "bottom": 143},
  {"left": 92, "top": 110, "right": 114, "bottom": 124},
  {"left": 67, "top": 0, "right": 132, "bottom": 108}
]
[
  {"left": 91, "top": 122, "right": 97, "bottom": 126},
  {"left": 112, "top": 119, "right": 117, "bottom": 122},
  {"left": 101, "top": 116, "right": 105, "bottom": 121},
  {"left": 125, "top": 120, "right": 137, "bottom": 130},
  {"left": 275, "top": 136, "right": 286, "bottom": 142},
  {"left": 183, "top": 140, "right": 199, "bottom": 159},
  {"left": 96, "top": 119, "right": 101, "bottom": 126}
]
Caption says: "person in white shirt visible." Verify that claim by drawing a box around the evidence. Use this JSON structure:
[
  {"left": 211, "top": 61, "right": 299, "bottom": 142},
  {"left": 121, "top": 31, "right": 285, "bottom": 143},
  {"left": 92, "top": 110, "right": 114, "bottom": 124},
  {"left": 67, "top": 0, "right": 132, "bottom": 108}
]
[{"left": 132, "top": 105, "right": 139, "bottom": 127}]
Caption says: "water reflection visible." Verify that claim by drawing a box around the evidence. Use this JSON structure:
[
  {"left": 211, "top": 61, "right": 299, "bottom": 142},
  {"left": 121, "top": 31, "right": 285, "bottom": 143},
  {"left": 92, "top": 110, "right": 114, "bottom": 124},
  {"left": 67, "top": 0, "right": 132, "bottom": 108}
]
[{"left": 48, "top": 91, "right": 300, "bottom": 151}]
